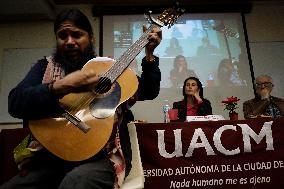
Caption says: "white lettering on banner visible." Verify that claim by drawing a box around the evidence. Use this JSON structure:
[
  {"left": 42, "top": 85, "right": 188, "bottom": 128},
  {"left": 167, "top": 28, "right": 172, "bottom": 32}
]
[
  {"left": 191, "top": 178, "right": 223, "bottom": 187},
  {"left": 157, "top": 129, "right": 183, "bottom": 158},
  {"left": 238, "top": 121, "right": 274, "bottom": 152},
  {"left": 170, "top": 179, "right": 191, "bottom": 188},
  {"left": 233, "top": 164, "right": 242, "bottom": 171},
  {"left": 185, "top": 128, "right": 216, "bottom": 157},
  {"left": 144, "top": 160, "right": 284, "bottom": 177},
  {"left": 144, "top": 168, "right": 174, "bottom": 177},
  {"left": 175, "top": 165, "right": 219, "bottom": 175},
  {"left": 143, "top": 160, "right": 284, "bottom": 188},
  {"left": 274, "top": 160, "right": 284, "bottom": 168},
  {"left": 243, "top": 162, "right": 272, "bottom": 171},
  {"left": 144, "top": 165, "right": 220, "bottom": 177},
  {"left": 157, "top": 121, "right": 274, "bottom": 158},
  {"left": 170, "top": 179, "right": 223, "bottom": 188},
  {"left": 249, "top": 176, "right": 271, "bottom": 185},
  {"left": 170, "top": 178, "right": 224, "bottom": 188},
  {"left": 213, "top": 125, "right": 240, "bottom": 155}
]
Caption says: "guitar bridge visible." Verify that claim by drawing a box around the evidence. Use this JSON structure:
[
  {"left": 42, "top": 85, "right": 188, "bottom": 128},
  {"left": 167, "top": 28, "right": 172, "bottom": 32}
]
[{"left": 62, "top": 111, "right": 90, "bottom": 133}]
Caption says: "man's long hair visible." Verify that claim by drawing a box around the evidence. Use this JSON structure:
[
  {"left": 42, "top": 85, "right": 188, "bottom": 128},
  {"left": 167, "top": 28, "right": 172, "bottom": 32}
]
[
  {"left": 53, "top": 9, "right": 96, "bottom": 74},
  {"left": 54, "top": 9, "right": 93, "bottom": 37}
]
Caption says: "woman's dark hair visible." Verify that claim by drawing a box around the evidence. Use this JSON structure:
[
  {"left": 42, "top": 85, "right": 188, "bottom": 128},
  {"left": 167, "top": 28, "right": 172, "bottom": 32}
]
[
  {"left": 54, "top": 9, "right": 93, "bottom": 37},
  {"left": 178, "top": 76, "right": 211, "bottom": 120},
  {"left": 217, "top": 58, "right": 233, "bottom": 86},
  {"left": 182, "top": 76, "right": 204, "bottom": 100},
  {"left": 173, "top": 55, "right": 188, "bottom": 70}
]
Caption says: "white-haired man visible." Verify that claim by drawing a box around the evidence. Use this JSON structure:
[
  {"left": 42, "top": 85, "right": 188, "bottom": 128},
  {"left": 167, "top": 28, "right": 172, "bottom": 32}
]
[{"left": 243, "top": 74, "right": 284, "bottom": 119}]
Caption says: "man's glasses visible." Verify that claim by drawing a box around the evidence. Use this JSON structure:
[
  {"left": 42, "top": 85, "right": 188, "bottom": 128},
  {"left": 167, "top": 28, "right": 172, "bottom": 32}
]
[{"left": 255, "top": 82, "right": 273, "bottom": 88}]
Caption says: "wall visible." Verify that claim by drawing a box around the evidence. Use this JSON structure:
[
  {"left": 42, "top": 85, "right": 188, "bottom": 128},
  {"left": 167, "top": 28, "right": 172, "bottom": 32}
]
[
  {"left": 0, "top": 2, "right": 283, "bottom": 128},
  {"left": 245, "top": 2, "right": 284, "bottom": 98}
]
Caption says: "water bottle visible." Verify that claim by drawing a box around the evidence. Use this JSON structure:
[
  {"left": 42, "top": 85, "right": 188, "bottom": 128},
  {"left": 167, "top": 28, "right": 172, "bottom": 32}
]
[
  {"left": 207, "top": 73, "right": 214, "bottom": 87},
  {"left": 162, "top": 100, "right": 171, "bottom": 123}
]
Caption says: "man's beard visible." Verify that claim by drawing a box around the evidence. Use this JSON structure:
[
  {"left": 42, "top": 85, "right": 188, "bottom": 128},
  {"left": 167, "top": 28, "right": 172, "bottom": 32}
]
[{"left": 54, "top": 44, "right": 95, "bottom": 74}]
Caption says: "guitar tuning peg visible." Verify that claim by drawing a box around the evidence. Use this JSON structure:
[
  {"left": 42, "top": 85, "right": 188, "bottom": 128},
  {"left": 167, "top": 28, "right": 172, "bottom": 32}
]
[
  {"left": 144, "top": 12, "right": 152, "bottom": 24},
  {"left": 144, "top": 10, "right": 163, "bottom": 27},
  {"left": 168, "top": 22, "right": 174, "bottom": 29}
]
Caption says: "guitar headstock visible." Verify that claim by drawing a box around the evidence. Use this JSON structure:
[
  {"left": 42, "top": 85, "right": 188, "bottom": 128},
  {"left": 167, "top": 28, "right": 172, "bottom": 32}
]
[
  {"left": 157, "top": 7, "right": 185, "bottom": 28},
  {"left": 145, "top": 5, "right": 185, "bottom": 29}
]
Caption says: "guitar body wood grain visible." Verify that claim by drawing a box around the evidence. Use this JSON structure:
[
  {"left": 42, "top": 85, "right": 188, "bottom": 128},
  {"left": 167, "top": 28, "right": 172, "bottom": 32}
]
[{"left": 29, "top": 60, "right": 139, "bottom": 161}]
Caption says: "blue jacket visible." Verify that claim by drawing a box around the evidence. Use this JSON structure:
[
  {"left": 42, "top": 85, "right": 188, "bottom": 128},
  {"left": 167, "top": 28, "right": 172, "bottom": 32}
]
[{"left": 8, "top": 56, "right": 161, "bottom": 175}]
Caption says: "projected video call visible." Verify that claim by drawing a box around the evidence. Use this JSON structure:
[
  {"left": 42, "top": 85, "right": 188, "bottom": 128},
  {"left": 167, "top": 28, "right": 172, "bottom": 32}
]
[
  {"left": 104, "top": 14, "right": 251, "bottom": 89},
  {"left": 103, "top": 13, "right": 254, "bottom": 119}
]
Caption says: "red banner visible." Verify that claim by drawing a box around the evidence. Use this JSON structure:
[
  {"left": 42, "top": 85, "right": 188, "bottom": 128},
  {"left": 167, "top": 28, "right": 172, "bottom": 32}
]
[{"left": 135, "top": 118, "right": 284, "bottom": 189}]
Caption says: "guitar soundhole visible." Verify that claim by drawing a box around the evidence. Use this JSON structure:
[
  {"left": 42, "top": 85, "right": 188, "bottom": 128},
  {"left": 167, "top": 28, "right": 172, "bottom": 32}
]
[{"left": 93, "top": 77, "right": 112, "bottom": 94}]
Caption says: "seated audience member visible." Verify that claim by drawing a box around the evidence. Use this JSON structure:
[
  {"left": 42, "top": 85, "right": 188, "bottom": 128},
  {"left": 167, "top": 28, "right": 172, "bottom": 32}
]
[
  {"left": 217, "top": 58, "right": 243, "bottom": 86},
  {"left": 196, "top": 37, "right": 220, "bottom": 57},
  {"left": 172, "top": 77, "right": 212, "bottom": 121},
  {"left": 243, "top": 74, "right": 284, "bottom": 119},
  {"left": 164, "top": 37, "right": 183, "bottom": 57},
  {"left": 170, "top": 55, "right": 197, "bottom": 88}
]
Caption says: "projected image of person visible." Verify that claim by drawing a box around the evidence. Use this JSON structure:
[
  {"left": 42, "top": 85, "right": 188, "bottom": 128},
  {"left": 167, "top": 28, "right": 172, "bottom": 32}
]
[
  {"left": 171, "top": 26, "right": 184, "bottom": 38},
  {"left": 164, "top": 37, "right": 183, "bottom": 57},
  {"left": 172, "top": 77, "right": 212, "bottom": 121},
  {"left": 102, "top": 14, "right": 255, "bottom": 123},
  {"left": 243, "top": 74, "right": 284, "bottom": 119},
  {"left": 170, "top": 55, "right": 197, "bottom": 88},
  {"left": 196, "top": 37, "right": 220, "bottom": 57},
  {"left": 217, "top": 58, "right": 243, "bottom": 86}
]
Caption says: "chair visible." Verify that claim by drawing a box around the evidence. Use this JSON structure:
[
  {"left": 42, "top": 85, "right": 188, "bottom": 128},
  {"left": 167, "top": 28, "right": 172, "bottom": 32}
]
[{"left": 121, "top": 122, "right": 145, "bottom": 189}]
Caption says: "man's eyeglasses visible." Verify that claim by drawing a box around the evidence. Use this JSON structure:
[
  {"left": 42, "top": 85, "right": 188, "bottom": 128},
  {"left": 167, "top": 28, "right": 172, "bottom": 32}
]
[{"left": 255, "top": 82, "right": 273, "bottom": 88}]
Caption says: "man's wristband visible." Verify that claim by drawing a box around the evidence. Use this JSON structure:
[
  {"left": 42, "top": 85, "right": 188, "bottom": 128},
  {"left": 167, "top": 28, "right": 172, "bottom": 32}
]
[{"left": 146, "top": 56, "right": 156, "bottom": 62}]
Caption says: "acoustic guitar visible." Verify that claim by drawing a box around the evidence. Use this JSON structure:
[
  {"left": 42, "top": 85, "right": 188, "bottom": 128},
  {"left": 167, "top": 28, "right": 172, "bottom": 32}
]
[{"left": 29, "top": 6, "right": 184, "bottom": 161}]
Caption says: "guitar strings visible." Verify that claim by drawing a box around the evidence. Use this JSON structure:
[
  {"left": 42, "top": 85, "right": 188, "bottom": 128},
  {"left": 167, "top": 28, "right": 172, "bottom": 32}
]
[
  {"left": 62, "top": 8, "right": 184, "bottom": 116},
  {"left": 66, "top": 26, "right": 154, "bottom": 114},
  {"left": 89, "top": 29, "right": 151, "bottom": 96},
  {"left": 64, "top": 54, "right": 121, "bottom": 113},
  {"left": 67, "top": 26, "right": 153, "bottom": 113},
  {"left": 69, "top": 28, "right": 152, "bottom": 113},
  {"left": 95, "top": 24, "right": 154, "bottom": 89}
]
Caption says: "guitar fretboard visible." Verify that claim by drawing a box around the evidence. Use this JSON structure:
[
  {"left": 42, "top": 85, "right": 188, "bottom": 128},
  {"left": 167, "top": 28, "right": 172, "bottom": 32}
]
[{"left": 102, "top": 24, "right": 156, "bottom": 83}]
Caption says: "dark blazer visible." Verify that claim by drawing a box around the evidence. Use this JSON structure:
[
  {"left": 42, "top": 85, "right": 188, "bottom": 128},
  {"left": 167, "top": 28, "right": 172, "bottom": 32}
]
[
  {"left": 243, "top": 96, "right": 284, "bottom": 119},
  {"left": 173, "top": 99, "right": 212, "bottom": 122}
]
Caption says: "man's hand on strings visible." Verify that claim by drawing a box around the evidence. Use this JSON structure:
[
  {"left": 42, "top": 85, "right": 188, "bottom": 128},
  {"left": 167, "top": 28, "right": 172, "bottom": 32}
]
[{"left": 52, "top": 69, "right": 99, "bottom": 96}]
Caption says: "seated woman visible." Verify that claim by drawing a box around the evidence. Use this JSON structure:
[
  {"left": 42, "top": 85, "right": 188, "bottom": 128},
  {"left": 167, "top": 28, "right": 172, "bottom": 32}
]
[
  {"left": 164, "top": 37, "right": 183, "bottom": 57},
  {"left": 173, "top": 77, "right": 212, "bottom": 121},
  {"left": 170, "top": 55, "right": 197, "bottom": 89}
]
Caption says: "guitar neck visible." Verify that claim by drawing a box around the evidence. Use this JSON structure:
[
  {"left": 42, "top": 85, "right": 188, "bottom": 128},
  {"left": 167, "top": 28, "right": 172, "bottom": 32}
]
[
  {"left": 103, "top": 24, "right": 158, "bottom": 83},
  {"left": 101, "top": 5, "right": 185, "bottom": 83}
]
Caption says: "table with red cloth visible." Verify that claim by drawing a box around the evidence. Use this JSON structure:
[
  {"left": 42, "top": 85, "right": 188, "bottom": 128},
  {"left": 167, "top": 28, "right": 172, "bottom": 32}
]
[{"left": 135, "top": 118, "right": 284, "bottom": 189}]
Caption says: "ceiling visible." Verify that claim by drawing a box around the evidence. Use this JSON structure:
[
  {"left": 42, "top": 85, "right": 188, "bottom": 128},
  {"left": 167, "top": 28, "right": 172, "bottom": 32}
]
[{"left": 0, "top": 0, "right": 283, "bottom": 22}]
